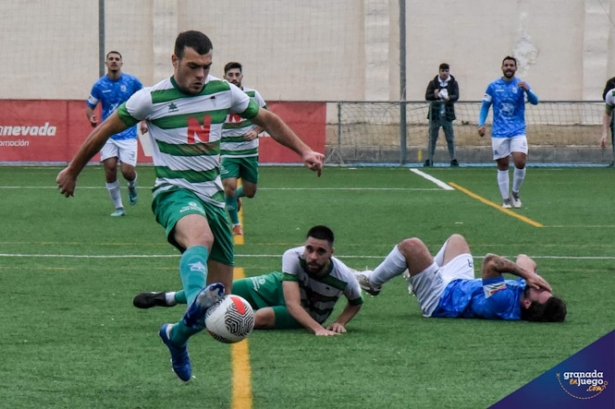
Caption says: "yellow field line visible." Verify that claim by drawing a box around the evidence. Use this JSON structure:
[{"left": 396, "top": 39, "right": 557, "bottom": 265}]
[
  {"left": 449, "top": 182, "right": 544, "bottom": 228},
  {"left": 231, "top": 267, "right": 252, "bottom": 409}
]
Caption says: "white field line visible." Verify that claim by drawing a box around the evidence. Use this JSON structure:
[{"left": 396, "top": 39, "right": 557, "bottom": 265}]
[
  {"left": 409, "top": 169, "right": 454, "bottom": 190},
  {"left": 0, "top": 253, "right": 613, "bottom": 260},
  {"left": 0, "top": 186, "right": 442, "bottom": 191}
]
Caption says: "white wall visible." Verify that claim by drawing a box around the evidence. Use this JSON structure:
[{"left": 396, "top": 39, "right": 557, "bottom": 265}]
[{"left": 0, "top": 0, "right": 612, "bottom": 101}]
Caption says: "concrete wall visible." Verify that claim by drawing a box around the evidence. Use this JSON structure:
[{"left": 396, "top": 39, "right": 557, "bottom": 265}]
[{"left": 1, "top": 0, "right": 613, "bottom": 101}]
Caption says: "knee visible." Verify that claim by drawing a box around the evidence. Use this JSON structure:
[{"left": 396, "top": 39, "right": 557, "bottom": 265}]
[
  {"left": 253, "top": 308, "right": 275, "bottom": 329},
  {"left": 398, "top": 237, "right": 425, "bottom": 257},
  {"left": 244, "top": 188, "right": 257, "bottom": 198}
]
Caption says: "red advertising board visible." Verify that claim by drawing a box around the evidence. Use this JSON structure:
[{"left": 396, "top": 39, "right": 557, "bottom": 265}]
[
  {"left": 0, "top": 100, "right": 325, "bottom": 164},
  {"left": 258, "top": 102, "right": 326, "bottom": 163}
]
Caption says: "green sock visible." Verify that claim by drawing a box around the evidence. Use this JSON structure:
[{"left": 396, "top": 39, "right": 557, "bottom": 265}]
[
  {"left": 170, "top": 245, "right": 209, "bottom": 346},
  {"left": 174, "top": 290, "right": 187, "bottom": 304},
  {"left": 236, "top": 186, "right": 245, "bottom": 198},
  {"left": 225, "top": 195, "right": 239, "bottom": 224},
  {"left": 179, "top": 245, "right": 209, "bottom": 304},
  {"left": 170, "top": 321, "right": 198, "bottom": 347}
]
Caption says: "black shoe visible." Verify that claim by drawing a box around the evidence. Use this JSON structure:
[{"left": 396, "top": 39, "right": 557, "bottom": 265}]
[
  {"left": 423, "top": 159, "right": 431, "bottom": 167},
  {"left": 133, "top": 291, "right": 171, "bottom": 309},
  {"left": 450, "top": 159, "right": 459, "bottom": 167}
]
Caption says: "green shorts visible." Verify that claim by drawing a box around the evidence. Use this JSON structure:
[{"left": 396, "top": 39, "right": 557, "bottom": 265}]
[
  {"left": 151, "top": 187, "right": 234, "bottom": 266},
  {"left": 231, "top": 272, "right": 302, "bottom": 329},
  {"left": 221, "top": 156, "right": 259, "bottom": 184}
]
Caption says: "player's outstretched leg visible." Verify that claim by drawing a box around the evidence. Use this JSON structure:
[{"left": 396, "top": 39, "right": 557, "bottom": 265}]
[{"left": 158, "top": 283, "right": 224, "bottom": 382}]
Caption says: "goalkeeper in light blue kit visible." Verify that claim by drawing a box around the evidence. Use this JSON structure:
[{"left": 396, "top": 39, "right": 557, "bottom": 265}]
[
  {"left": 355, "top": 234, "right": 567, "bottom": 323},
  {"left": 477, "top": 56, "right": 538, "bottom": 209}
]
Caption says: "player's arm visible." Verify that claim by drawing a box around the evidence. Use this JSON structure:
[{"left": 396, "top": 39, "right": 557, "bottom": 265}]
[
  {"left": 601, "top": 103, "right": 615, "bottom": 147},
  {"left": 281, "top": 280, "right": 339, "bottom": 336},
  {"left": 477, "top": 85, "right": 492, "bottom": 137},
  {"left": 425, "top": 80, "right": 438, "bottom": 101},
  {"left": 481, "top": 253, "right": 551, "bottom": 291},
  {"left": 519, "top": 82, "right": 538, "bottom": 105},
  {"left": 86, "top": 86, "right": 100, "bottom": 127},
  {"left": 326, "top": 303, "right": 362, "bottom": 333},
  {"left": 57, "top": 112, "right": 129, "bottom": 197}
]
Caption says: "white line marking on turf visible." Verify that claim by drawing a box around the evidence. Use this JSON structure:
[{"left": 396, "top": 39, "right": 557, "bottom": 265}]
[
  {"left": 0, "top": 186, "right": 441, "bottom": 191},
  {"left": 409, "top": 169, "right": 454, "bottom": 190},
  {"left": 0, "top": 253, "right": 613, "bottom": 260}
]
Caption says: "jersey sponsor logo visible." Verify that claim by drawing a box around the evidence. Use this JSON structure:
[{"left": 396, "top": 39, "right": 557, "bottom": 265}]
[
  {"left": 0, "top": 122, "right": 57, "bottom": 137},
  {"left": 179, "top": 201, "right": 205, "bottom": 215},
  {"left": 483, "top": 281, "right": 507, "bottom": 298}
]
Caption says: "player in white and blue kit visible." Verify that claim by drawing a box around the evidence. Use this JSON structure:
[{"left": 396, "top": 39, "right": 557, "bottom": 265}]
[
  {"left": 477, "top": 56, "right": 538, "bottom": 209},
  {"left": 86, "top": 51, "right": 145, "bottom": 216},
  {"left": 355, "top": 233, "right": 566, "bottom": 322}
]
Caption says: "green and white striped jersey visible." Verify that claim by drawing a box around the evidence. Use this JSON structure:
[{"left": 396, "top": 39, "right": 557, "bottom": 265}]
[
  {"left": 117, "top": 76, "right": 259, "bottom": 207},
  {"left": 281, "top": 246, "right": 364, "bottom": 324},
  {"left": 220, "top": 87, "right": 267, "bottom": 158}
]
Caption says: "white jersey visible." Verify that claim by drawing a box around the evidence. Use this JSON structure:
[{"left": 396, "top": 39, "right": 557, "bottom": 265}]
[
  {"left": 605, "top": 88, "right": 615, "bottom": 107},
  {"left": 281, "top": 246, "right": 364, "bottom": 324},
  {"left": 116, "top": 75, "right": 259, "bottom": 207},
  {"left": 220, "top": 87, "right": 267, "bottom": 158}
]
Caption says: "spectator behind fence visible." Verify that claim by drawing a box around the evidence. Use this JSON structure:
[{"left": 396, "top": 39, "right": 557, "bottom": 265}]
[
  {"left": 424, "top": 63, "right": 460, "bottom": 167},
  {"left": 602, "top": 76, "right": 615, "bottom": 167}
]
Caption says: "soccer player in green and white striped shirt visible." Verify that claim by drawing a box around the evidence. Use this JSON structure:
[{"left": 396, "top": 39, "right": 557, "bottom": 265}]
[
  {"left": 56, "top": 30, "right": 324, "bottom": 382},
  {"left": 133, "top": 225, "right": 365, "bottom": 336},
  {"left": 220, "top": 62, "right": 267, "bottom": 236}
]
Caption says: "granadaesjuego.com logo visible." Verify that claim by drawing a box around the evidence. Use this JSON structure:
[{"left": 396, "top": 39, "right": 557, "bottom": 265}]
[{"left": 556, "top": 370, "right": 608, "bottom": 400}]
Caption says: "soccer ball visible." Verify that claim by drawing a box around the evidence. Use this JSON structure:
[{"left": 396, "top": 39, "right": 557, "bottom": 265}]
[{"left": 205, "top": 295, "right": 255, "bottom": 343}]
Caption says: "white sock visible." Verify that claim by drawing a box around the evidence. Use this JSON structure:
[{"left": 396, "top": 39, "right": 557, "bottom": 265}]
[
  {"left": 127, "top": 173, "right": 137, "bottom": 189},
  {"left": 512, "top": 167, "right": 526, "bottom": 194},
  {"left": 165, "top": 292, "right": 178, "bottom": 306},
  {"left": 497, "top": 169, "right": 510, "bottom": 200},
  {"left": 433, "top": 239, "right": 449, "bottom": 267},
  {"left": 106, "top": 181, "right": 123, "bottom": 209},
  {"left": 370, "top": 245, "right": 409, "bottom": 286}
]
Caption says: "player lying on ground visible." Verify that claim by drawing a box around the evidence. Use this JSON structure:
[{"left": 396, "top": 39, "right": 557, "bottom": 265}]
[
  {"left": 355, "top": 234, "right": 566, "bottom": 322},
  {"left": 134, "top": 225, "right": 364, "bottom": 336}
]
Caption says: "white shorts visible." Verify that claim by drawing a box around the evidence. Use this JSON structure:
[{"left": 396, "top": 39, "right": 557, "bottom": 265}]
[
  {"left": 406, "top": 253, "right": 475, "bottom": 317},
  {"left": 100, "top": 138, "right": 138, "bottom": 166},
  {"left": 491, "top": 135, "right": 528, "bottom": 160}
]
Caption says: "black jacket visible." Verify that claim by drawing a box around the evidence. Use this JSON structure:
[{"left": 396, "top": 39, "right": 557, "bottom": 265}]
[{"left": 425, "top": 74, "right": 459, "bottom": 121}]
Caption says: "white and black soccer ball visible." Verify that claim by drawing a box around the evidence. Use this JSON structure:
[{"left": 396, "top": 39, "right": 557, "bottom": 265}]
[{"left": 205, "top": 295, "right": 255, "bottom": 343}]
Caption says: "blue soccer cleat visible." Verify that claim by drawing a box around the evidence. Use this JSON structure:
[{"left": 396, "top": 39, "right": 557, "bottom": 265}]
[
  {"left": 159, "top": 323, "right": 191, "bottom": 382},
  {"left": 182, "top": 283, "right": 225, "bottom": 330}
]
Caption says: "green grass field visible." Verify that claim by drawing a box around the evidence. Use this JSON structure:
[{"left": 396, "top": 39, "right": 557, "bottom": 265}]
[{"left": 1, "top": 165, "right": 614, "bottom": 409}]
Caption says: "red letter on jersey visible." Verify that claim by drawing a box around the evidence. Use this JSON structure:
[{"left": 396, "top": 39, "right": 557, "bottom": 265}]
[{"left": 187, "top": 115, "right": 211, "bottom": 144}]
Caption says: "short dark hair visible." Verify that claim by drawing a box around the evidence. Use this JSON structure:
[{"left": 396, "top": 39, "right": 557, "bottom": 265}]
[
  {"left": 439, "top": 63, "right": 449, "bottom": 71},
  {"left": 224, "top": 62, "right": 242, "bottom": 74},
  {"left": 306, "top": 225, "right": 334, "bottom": 246},
  {"left": 520, "top": 296, "right": 567, "bottom": 322},
  {"left": 106, "top": 51, "right": 122, "bottom": 60},
  {"left": 502, "top": 56, "right": 517, "bottom": 66},
  {"left": 174, "top": 31, "right": 213, "bottom": 59}
]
